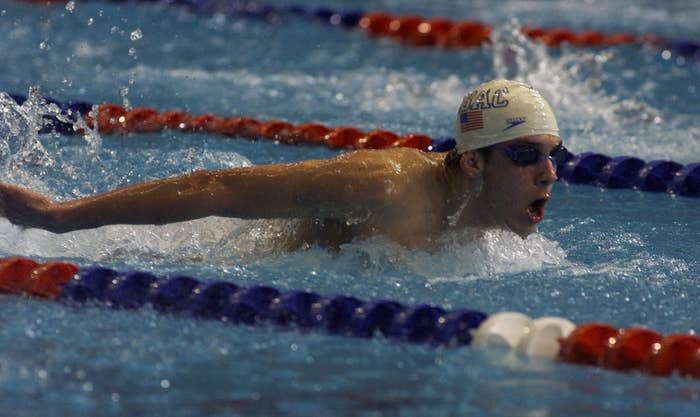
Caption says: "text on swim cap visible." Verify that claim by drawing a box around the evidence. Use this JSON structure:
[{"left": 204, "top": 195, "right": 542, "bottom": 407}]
[{"left": 460, "top": 87, "right": 510, "bottom": 113}]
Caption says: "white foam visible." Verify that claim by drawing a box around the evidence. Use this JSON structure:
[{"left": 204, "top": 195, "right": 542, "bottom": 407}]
[
  {"left": 0, "top": 216, "right": 253, "bottom": 263},
  {"left": 408, "top": 229, "right": 569, "bottom": 282},
  {"left": 249, "top": 227, "right": 569, "bottom": 283}
]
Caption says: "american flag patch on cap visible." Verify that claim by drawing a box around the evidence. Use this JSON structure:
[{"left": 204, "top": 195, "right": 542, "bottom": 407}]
[{"left": 460, "top": 110, "right": 484, "bottom": 132}]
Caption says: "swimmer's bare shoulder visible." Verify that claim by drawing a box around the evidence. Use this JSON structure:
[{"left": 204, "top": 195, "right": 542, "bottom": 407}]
[
  {"left": 318, "top": 148, "right": 450, "bottom": 230},
  {"left": 356, "top": 147, "right": 448, "bottom": 207},
  {"left": 260, "top": 147, "right": 446, "bottom": 221},
  {"left": 283, "top": 148, "right": 449, "bottom": 248}
]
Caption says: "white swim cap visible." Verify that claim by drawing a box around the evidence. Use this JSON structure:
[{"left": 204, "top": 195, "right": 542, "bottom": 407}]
[{"left": 454, "top": 79, "right": 559, "bottom": 153}]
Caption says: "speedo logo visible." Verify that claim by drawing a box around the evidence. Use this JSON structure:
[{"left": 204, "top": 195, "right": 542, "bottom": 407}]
[{"left": 503, "top": 117, "right": 526, "bottom": 131}]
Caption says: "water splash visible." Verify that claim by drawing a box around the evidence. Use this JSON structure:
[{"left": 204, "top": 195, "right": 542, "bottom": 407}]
[
  {"left": 0, "top": 88, "right": 60, "bottom": 187},
  {"left": 490, "top": 20, "right": 618, "bottom": 124},
  {"left": 242, "top": 227, "right": 570, "bottom": 285},
  {"left": 488, "top": 20, "right": 679, "bottom": 159},
  {"left": 492, "top": 19, "right": 548, "bottom": 80},
  {"left": 411, "top": 229, "right": 568, "bottom": 282},
  {"left": 0, "top": 87, "right": 109, "bottom": 197},
  {"left": 0, "top": 216, "right": 251, "bottom": 265}
]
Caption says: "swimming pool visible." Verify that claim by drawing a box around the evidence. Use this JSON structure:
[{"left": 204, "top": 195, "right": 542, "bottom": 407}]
[{"left": 1, "top": 0, "right": 699, "bottom": 415}]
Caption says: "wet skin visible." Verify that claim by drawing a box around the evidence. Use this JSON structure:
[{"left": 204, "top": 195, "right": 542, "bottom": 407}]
[
  {"left": 0, "top": 134, "right": 560, "bottom": 249},
  {"left": 465, "top": 134, "right": 561, "bottom": 238}
]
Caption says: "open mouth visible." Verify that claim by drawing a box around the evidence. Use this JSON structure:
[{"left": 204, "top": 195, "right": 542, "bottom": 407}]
[{"left": 527, "top": 198, "right": 549, "bottom": 224}]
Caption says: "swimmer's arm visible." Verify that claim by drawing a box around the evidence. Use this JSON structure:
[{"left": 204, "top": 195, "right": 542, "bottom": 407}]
[
  {"left": 0, "top": 152, "right": 397, "bottom": 232},
  {"left": 214, "top": 155, "right": 397, "bottom": 221}
]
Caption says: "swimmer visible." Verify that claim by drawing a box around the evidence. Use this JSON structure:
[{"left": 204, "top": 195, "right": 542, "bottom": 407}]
[{"left": 0, "top": 79, "right": 565, "bottom": 249}]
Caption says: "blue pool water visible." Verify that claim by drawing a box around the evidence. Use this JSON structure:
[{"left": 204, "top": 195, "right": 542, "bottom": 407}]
[{"left": 1, "top": 1, "right": 699, "bottom": 416}]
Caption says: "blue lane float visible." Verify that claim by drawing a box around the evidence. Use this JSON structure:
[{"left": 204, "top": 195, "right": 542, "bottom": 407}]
[{"left": 61, "top": 266, "right": 488, "bottom": 346}]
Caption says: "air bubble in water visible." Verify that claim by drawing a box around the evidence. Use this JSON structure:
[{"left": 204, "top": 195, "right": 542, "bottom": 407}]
[
  {"left": 130, "top": 29, "right": 142, "bottom": 41},
  {"left": 119, "top": 86, "right": 130, "bottom": 109},
  {"left": 65, "top": 1, "right": 75, "bottom": 12}
]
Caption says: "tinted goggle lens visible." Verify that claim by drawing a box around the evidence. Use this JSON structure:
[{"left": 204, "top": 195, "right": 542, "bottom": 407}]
[
  {"left": 502, "top": 144, "right": 568, "bottom": 166},
  {"left": 549, "top": 145, "right": 570, "bottom": 164}
]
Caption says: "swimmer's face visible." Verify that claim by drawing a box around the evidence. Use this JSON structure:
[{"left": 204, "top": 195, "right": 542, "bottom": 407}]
[{"left": 479, "top": 134, "right": 561, "bottom": 238}]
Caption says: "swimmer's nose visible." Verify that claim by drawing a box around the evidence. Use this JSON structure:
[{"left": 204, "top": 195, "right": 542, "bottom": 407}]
[{"left": 537, "top": 156, "right": 558, "bottom": 186}]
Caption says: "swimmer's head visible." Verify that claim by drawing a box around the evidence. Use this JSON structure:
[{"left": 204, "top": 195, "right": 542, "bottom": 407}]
[{"left": 454, "top": 79, "right": 559, "bottom": 153}]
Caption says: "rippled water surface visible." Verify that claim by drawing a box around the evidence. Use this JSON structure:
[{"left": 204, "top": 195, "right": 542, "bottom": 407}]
[{"left": 0, "top": 1, "right": 699, "bottom": 416}]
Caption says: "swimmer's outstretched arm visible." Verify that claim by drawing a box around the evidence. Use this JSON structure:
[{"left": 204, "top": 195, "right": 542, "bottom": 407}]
[{"left": 0, "top": 151, "right": 400, "bottom": 233}]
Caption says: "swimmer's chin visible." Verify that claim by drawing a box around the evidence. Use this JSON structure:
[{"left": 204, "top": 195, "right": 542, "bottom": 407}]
[{"left": 504, "top": 222, "right": 539, "bottom": 239}]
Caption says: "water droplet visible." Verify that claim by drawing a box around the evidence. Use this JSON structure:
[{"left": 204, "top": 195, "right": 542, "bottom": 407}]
[
  {"left": 119, "top": 87, "right": 130, "bottom": 109},
  {"left": 65, "top": 1, "right": 75, "bottom": 12},
  {"left": 160, "top": 379, "right": 170, "bottom": 389},
  {"left": 130, "top": 28, "right": 143, "bottom": 41},
  {"left": 128, "top": 47, "right": 136, "bottom": 57},
  {"left": 87, "top": 17, "right": 94, "bottom": 26}
]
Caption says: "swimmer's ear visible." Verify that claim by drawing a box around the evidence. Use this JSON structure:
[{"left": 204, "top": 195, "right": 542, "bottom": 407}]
[{"left": 459, "top": 151, "right": 485, "bottom": 178}]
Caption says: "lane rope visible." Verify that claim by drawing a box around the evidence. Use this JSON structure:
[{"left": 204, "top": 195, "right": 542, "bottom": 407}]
[
  {"left": 16, "top": 0, "right": 700, "bottom": 59},
  {"left": 8, "top": 92, "right": 700, "bottom": 198},
  {"left": 1, "top": 255, "right": 699, "bottom": 380}
]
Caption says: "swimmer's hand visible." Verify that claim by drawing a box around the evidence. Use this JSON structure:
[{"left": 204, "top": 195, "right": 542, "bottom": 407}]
[{"left": 0, "top": 182, "right": 54, "bottom": 231}]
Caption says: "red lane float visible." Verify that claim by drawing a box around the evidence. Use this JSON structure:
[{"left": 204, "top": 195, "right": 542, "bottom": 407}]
[
  {"left": 359, "top": 12, "right": 493, "bottom": 48},
  {"left": 0, "top": 257, "right": 78, "bottom": 299},
  {"left": 83, "top": 104, "right": 433, "bottom": 151},
  {"left": 603, "top": 327, "right": 663, "bottom": 371},
  {"left": 559, "top": 322, "right": 700, "bottom": 379},
  {"left": 358, "top": 12, "right": 640, "bottom": 49}
]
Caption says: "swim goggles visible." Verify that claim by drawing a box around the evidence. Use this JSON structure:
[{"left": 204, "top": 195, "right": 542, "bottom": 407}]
[{"left": 494, "top": 143, "right": 570, "bottom": 167}]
